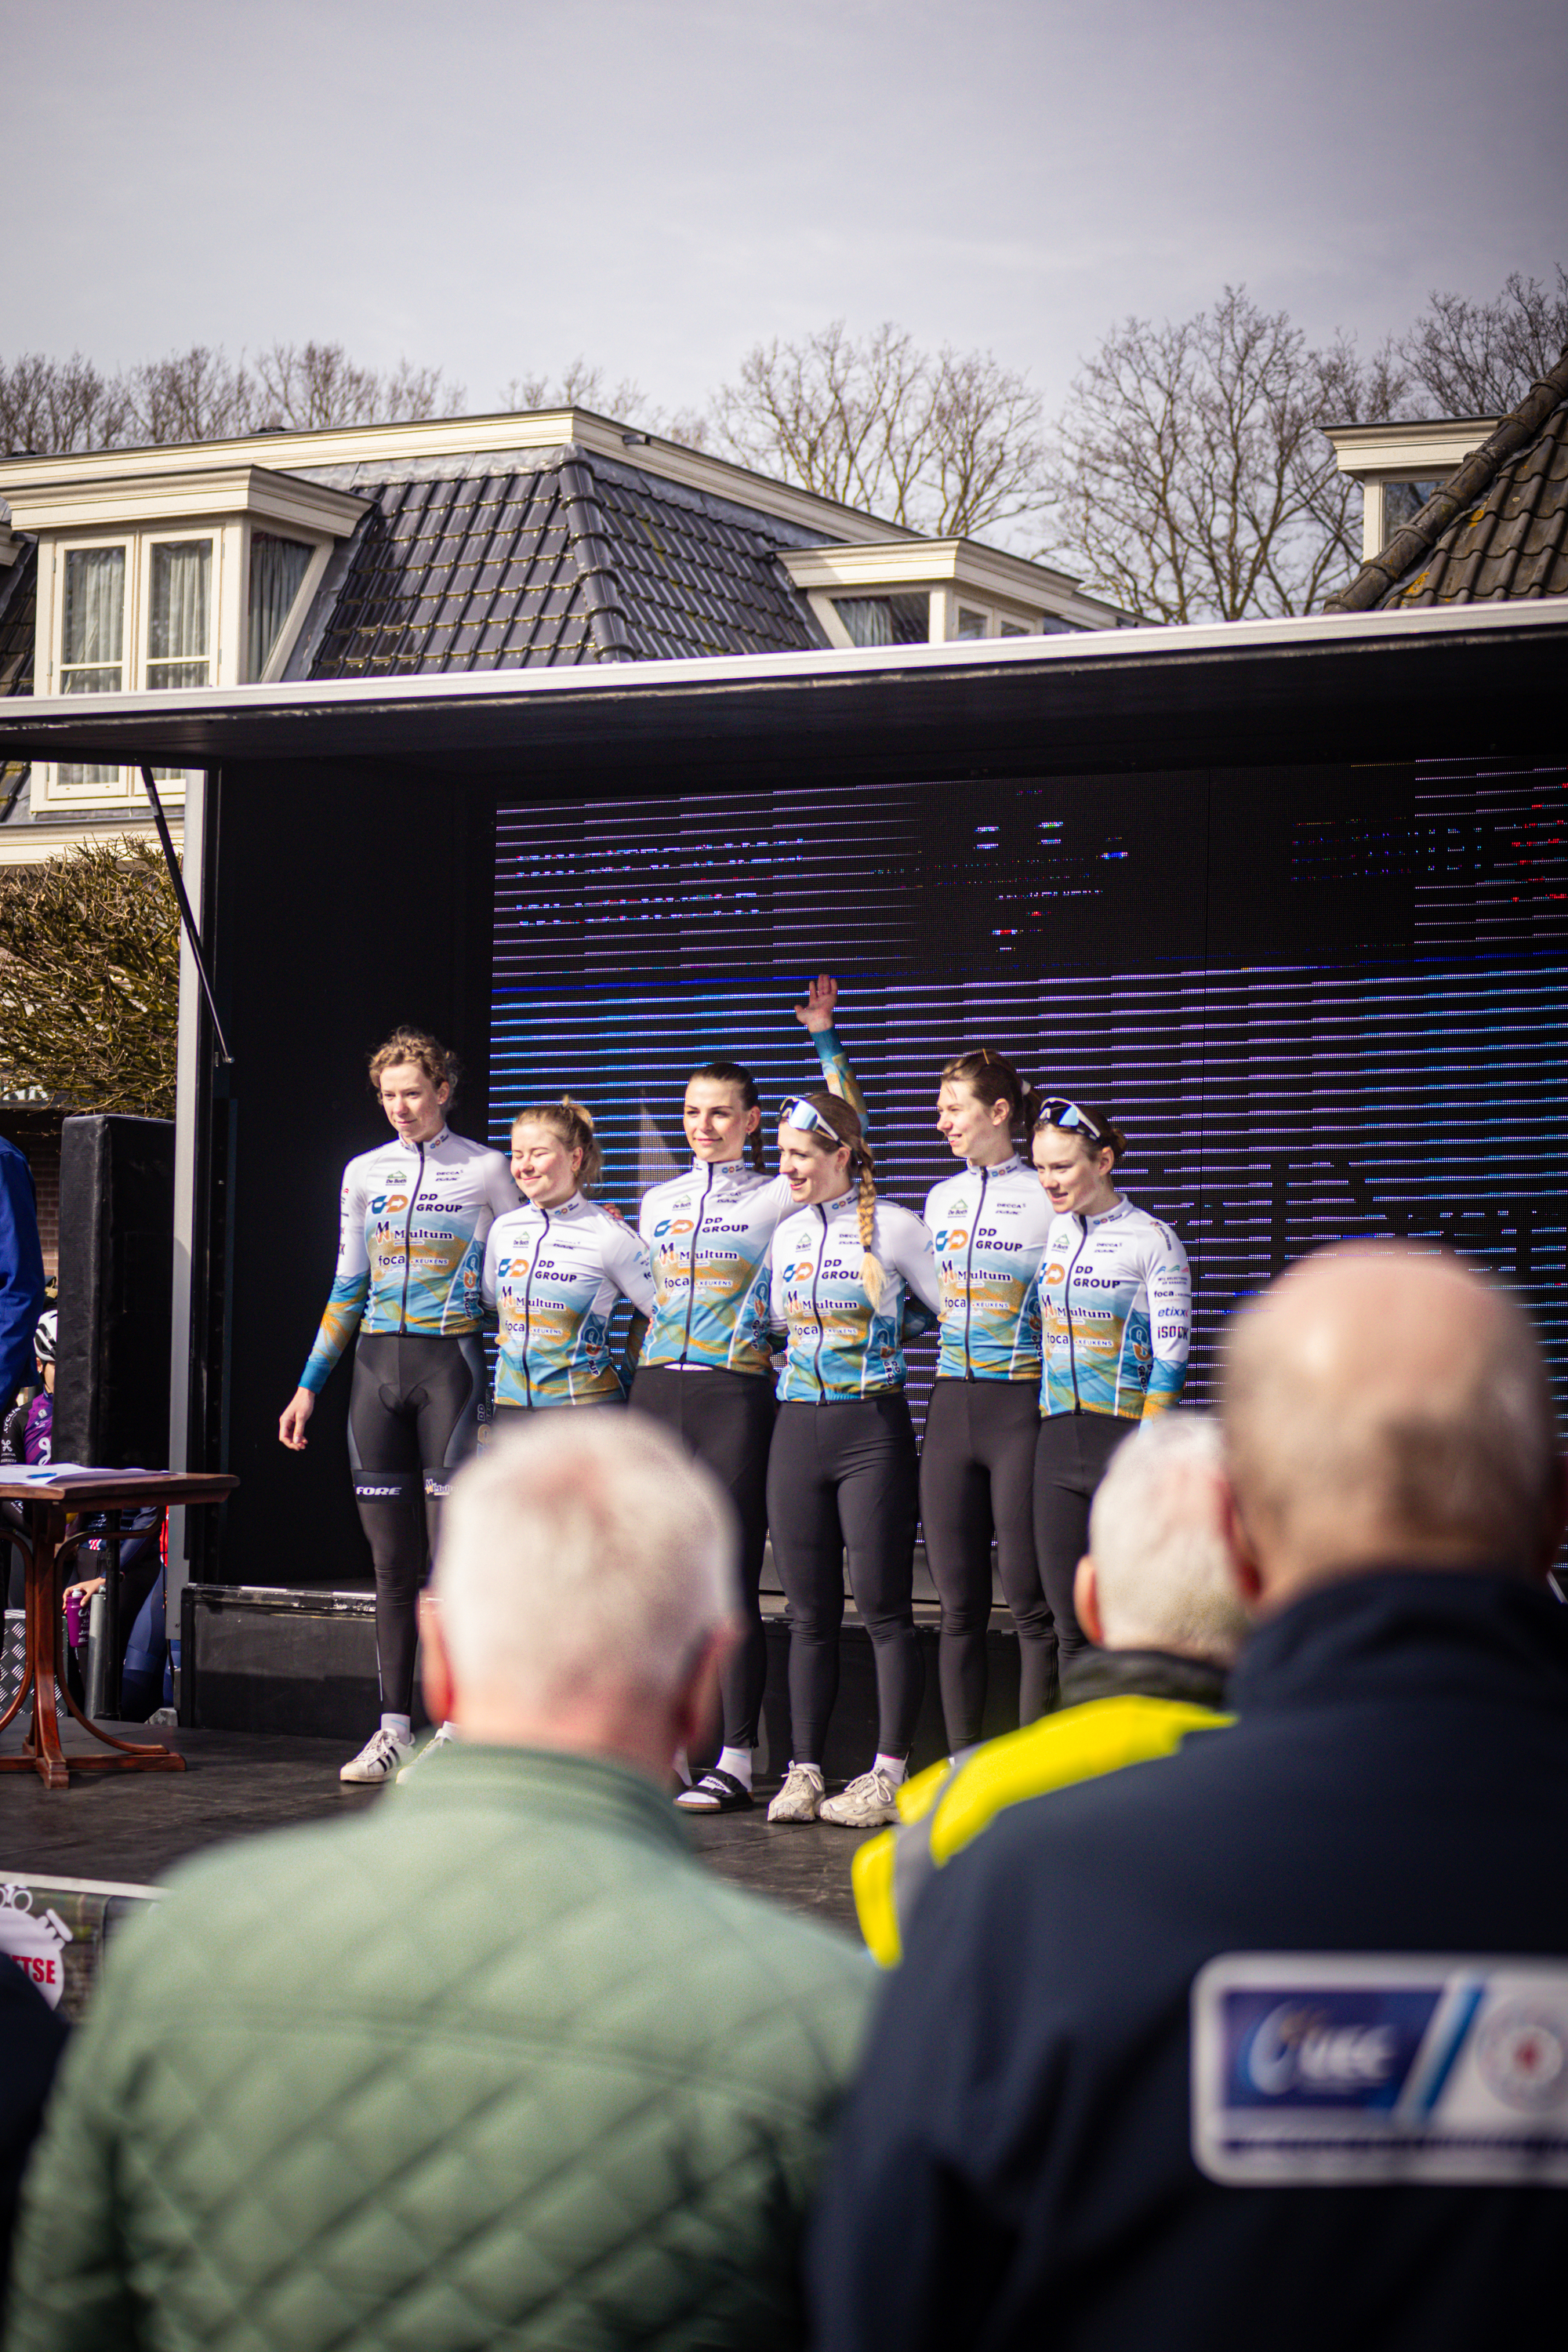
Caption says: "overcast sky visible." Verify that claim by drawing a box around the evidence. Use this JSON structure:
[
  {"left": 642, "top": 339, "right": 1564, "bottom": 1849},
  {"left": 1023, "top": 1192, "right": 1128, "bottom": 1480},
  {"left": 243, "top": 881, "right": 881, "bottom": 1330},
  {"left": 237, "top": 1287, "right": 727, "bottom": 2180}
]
[{"left": 10, "top": 0, "right": 1565, "bottom": 426}]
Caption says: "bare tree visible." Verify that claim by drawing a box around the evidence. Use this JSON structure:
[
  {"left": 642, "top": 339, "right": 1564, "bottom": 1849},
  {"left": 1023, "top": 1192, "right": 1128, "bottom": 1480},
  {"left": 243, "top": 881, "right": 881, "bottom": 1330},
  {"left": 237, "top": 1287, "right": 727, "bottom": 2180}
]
[
  {"left": 1397, "top": 267, "right": 1568, "bottom": 416},
  {"left": 1045, "top": 288, "right": 1409, "bottom": 622},
  {"left": 499, "top": 360, "right": 653, "bottom": 420},
  {"left": 250, "top": 342, "right": 463, "bottom": 429},
  {"left": 0, "top": 354, "right": 133, "bottom": 456},
  {"left": 705, "top": 321, "right": 1051, "bottom": 538},
  {"left": 125, "top": 345, "right": 256, "bottom": 444}
]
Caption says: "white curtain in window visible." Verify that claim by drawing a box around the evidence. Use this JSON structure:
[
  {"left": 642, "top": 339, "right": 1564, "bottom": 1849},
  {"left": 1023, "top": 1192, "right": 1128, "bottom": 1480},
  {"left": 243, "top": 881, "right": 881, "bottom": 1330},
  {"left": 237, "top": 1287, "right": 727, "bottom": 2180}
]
[
  {"left": 248, "top": 535, "right": 313, "bottom": 680},
  {"left": 147, "top": 540, "right": 212, "bottom": 688},
  {"left": 61, "top": 546, "right": 125, "bottom": 686}
]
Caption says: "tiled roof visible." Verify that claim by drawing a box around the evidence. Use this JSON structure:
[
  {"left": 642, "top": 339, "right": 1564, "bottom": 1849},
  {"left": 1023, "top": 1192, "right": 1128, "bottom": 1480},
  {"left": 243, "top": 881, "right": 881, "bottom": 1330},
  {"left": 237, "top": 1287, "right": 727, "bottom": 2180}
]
[
  {"left": 0, "top": 541, "right": 36, "bottom": 696},
  {"left": 303, "top": 450, "right": 826, "bottom": 680},
  {"left": 1329, "top": 346, "right": 1568, "bottom": 612}
]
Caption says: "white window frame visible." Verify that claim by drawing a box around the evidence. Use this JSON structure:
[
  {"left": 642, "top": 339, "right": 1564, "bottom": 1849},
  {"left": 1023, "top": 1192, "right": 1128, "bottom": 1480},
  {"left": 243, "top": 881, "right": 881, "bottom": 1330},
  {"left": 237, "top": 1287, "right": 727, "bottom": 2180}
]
[{"left": 32, "top": 517, "right": 339, "bottom": 812}]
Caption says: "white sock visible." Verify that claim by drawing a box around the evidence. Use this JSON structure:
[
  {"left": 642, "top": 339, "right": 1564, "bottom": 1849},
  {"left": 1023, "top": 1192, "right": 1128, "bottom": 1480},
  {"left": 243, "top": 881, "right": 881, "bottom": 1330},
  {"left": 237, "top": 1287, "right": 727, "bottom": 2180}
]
[
  {"left": 673, "top": 1746, "right": 692, "bottom": 1788},
  {"left": 873, "top": 1752, "right": 908, "bottom": 1785},
  {"left": 381, "top": 1712, "right": 412, "bottom": 1744},
  {"left": 790, "top": 1759, "right": 822, "bottom": 1777},
  {"left": 717, "top": 1744, "right": 753, "bottom": 1788}
]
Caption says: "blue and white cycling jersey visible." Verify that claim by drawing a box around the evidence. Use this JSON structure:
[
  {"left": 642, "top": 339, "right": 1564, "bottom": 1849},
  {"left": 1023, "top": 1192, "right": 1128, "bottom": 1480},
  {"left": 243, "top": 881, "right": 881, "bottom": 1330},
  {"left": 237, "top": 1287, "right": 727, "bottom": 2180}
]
[
  {"left": 1033, "top": 1196, "right": 1191, "bottom": 1421},
  {"left": 924, "top": 1156, "right": 1054, "bottom": 1382},
  {"left": 638, "top": 1027, "right": 865, "bottom": 1377},
  {"left": 483, "top": 1193, "right": 656, "bottom": 1408},
  {"left": 300, "top": 1127, "right": 518, "bottom": 1392},
  {"left": 767, "top": 1195, "right": 942, "bottom": 1403}
]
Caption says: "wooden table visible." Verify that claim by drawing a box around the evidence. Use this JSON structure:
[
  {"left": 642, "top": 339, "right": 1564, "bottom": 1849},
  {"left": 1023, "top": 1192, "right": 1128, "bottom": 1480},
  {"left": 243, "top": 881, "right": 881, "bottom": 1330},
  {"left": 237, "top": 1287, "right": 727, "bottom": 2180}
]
[{"left": 0, "top": 1470, "right": 238, "bottom": 1788}]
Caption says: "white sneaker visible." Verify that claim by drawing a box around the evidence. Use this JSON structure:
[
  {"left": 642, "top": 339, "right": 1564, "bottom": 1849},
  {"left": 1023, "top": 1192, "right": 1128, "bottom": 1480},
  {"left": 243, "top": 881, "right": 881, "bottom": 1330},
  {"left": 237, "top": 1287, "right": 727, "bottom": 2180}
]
[
  {"left": 394, "top": 1722, "right": 457, "bottom": 1784},
  {"left": 767, "top": 1762, "right": 826, "bottom": 1823},
  {"left": 818, "top": 1767, "right": 901, "bottom": 1828},
  {"left": 339, "top": 1727, "right": 413, "bottom": 1785}
]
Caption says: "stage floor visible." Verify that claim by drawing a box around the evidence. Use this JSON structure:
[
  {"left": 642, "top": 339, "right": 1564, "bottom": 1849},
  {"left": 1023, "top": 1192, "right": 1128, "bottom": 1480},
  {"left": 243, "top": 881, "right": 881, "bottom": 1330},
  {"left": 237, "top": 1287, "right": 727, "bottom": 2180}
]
[{"left": 0, "top": 1719, "right": 865, "bottom": 1936}]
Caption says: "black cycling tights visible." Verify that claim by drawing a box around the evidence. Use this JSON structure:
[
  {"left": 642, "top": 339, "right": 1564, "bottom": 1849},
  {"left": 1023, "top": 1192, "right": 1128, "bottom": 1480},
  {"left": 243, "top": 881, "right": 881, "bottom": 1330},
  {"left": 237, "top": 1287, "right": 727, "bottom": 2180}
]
[
  {"left": 1033, "top": 1411, "right": 1135, "bottom": 1661},
  {"left": 920, "top": 1377, "right": 1056, "bottom": 1748},
  {"left": 766, "top": 1394, "right": 923, "bottom": 1766},
  {"left": 630, "top": 1366, "right": 776, "bottom": 1750},
  {"left": 348, "top": 1333, "right": 488, "bottom": 1716}
]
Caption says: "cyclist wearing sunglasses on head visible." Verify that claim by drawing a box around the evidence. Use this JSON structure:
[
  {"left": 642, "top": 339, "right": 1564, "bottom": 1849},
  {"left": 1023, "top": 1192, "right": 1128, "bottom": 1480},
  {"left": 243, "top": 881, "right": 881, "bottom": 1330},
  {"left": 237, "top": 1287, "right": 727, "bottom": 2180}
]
[
  {"left": 763, "top": 1091, "right": 942, "bottom": 1831},
  {"left": 631, "top": 978, "right": 865, "bottom": 1815},
  {"left": 1030, "top": 1098, "right": 1191, "bottom": 1661},
  {"left": 921, "top": 1049, "right": 1058, "bottom": 1748}
]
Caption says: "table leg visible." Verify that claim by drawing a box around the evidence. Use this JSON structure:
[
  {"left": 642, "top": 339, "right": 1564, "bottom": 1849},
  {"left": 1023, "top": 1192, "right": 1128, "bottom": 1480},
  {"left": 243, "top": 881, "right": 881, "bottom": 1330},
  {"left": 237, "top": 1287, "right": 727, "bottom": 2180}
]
[{"left": 0, "top": 1504, "right": 185, "bottom": 1785}]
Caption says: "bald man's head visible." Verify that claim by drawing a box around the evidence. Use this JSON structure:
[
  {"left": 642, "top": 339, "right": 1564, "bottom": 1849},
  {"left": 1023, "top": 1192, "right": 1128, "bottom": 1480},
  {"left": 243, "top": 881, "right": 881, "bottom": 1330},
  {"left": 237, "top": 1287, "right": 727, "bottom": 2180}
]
[{"left": 1221, "top": 1246, "right": 1564, "bottom": 1606}]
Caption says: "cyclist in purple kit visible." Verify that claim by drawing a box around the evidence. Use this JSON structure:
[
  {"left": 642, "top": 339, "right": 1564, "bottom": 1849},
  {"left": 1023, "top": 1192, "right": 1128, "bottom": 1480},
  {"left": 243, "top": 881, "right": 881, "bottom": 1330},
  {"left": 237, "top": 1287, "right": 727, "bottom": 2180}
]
[{"left": 279, "top": 1030, "right": 518, "bottom": 1784}]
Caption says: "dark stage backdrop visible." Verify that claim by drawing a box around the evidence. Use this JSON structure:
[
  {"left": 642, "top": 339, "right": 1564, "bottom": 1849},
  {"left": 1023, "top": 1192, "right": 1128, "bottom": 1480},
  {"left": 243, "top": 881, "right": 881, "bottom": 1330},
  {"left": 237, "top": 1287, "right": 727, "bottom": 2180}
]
[{"left": 492, "top": 758, "right": 1568, "bottom": 1420}]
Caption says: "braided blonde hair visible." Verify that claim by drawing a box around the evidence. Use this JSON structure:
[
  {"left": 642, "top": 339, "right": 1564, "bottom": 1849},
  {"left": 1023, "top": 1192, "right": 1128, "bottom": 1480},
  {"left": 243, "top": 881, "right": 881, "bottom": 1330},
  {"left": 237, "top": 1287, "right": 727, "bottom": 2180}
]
[
  {"left": 511, "top": 1095, "right": 602, "bottom": 1193},
  {"left": 788, "top": 1090, "right": 884, "bottom": 1308}
]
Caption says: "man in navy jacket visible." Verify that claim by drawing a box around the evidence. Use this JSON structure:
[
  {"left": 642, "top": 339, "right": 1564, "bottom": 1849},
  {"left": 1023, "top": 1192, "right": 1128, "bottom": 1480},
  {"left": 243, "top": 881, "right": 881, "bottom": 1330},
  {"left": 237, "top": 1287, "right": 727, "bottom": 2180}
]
[
  {"left": 811, "top": 1245, "right": 1568, "bottom": 2352},
  {"left": 0, "top": 1135, "right": 45, "bottom": 1411}
]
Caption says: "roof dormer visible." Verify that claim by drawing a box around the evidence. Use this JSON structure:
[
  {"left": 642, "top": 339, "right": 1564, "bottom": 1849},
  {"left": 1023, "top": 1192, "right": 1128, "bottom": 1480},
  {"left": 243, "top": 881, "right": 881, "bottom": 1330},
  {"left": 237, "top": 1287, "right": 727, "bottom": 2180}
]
[
  {"left": 779, "top": 539, "right": 1127, "bottom": 645},
  {"left": 1323, "top": 417, "right": 1500, "bottom": 564},
  {"left": 4, "top": 462, "right": 365, "bottom": 811}
]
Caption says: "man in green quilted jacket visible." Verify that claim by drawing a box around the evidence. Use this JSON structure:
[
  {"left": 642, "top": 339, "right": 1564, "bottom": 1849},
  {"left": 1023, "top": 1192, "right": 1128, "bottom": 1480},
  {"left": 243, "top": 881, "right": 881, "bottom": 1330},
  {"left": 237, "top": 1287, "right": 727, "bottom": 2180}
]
[{"left": 5, "top": 1415, "right": 873, "bottom": 2352}]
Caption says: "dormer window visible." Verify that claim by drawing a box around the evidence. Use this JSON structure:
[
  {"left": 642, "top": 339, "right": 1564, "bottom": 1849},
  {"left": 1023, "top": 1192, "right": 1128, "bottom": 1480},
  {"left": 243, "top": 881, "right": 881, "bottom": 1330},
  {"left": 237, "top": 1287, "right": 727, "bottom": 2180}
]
[
  {"left": 780, "top": 539, "right": 1122, "bottom": 648},
  {"left": 249, "top": 535, "right": 314, "bottom": 680},
  {"left": 60, "top": 546, "right": 125, "bottom": 695},
  {"left": 147, "top": 539, "right": 212, "bottom": 690},
  {"left": 1323, "top": 419, "right": 1497, "bottom": 565},
  {"left": 832, "top": 593, "right": 929, "bottom": 647},
  {"left": 4, "top": 462, "right": 365, "bottom": 812}
]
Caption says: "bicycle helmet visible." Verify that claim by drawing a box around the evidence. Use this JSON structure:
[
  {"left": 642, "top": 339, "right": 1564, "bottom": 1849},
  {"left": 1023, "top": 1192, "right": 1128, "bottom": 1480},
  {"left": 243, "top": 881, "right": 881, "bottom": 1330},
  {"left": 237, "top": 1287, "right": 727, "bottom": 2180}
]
[{"left": 33, "top": 1310, "right": 57, "bottom": 1365}]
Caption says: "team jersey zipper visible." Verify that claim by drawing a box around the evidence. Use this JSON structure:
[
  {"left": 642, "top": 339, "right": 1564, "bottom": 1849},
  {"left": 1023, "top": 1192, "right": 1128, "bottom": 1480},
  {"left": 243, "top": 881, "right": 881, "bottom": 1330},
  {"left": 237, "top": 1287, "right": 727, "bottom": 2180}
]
[
  {"left": 399, "top": 1142, "right": 425, "bottom": 1334},
  {"left": 681, "top": 1164, "right": 713, "bottom": 1365},
  {"left": 962, "top": 1167, "right": 988, "bottom": 1379},
  {"left": 519, "top": 1206, "right": 548, "bottom": 1406},
  {"left": 1064, "top": 1214, "right": 1088, "bottom": 1412},
  {"left": 811, "top": 1204, "right": 828, "bottom": 1399}
]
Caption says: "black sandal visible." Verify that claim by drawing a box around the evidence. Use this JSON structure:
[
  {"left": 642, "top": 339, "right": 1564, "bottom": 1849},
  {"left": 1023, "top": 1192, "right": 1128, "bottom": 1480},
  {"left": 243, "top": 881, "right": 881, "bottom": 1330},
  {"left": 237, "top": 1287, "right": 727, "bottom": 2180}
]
[{"left": 676, "top": 1767, "right": 754, "bottom": 1813}]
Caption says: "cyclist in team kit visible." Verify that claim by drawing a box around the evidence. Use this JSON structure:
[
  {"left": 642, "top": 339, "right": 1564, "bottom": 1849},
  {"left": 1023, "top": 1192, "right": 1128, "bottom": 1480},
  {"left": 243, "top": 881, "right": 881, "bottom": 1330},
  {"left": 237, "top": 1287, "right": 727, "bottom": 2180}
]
[
  {"left": 484, "top": 1098, "right": 655, "bottom": 1424},
  {"left": 764, "top": 1092, "right": 942, "bottom": 1831},
  {"left": 921, "top": 1049, "right": 1058, "bottom": 1748},
  {"left": 279, "top": 1030, "right": 518, "bottom": 1784},
  {"left": 1030, "top": 1098, "right": 1191, "bottom": 1659},
  {"left": 631, "top": 978, "right": 864, "bottom": 1814}
]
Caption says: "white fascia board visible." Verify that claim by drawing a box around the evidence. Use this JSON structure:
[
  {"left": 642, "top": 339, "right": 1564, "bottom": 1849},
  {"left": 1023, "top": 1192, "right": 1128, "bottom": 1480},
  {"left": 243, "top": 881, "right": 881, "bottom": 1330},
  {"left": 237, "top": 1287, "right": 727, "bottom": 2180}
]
[
  {"left": 0, "top": 823, "right": 183, "bottom": 869},
  {"left": 6, "top": 466, "right": 368, "bottom": 538},
  {"left": 0, "top": 411, "right": 918, "bottom": 551},
  {"left": 9, "top": 593, "right": 1563, "bottom": 738},
  {"left": 780, "top": 539, "right": 1125, "bottom": 630},
  {"left": 1323, "top": 419, "right": 1499, "bottom": 478},
  {"left": 0, "top": 529, "right": 18, "bottom": 568}
]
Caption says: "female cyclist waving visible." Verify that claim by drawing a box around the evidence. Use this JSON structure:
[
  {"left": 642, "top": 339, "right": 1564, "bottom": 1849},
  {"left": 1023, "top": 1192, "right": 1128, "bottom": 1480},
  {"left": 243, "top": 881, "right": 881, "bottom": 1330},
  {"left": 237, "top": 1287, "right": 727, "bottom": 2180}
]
[
  {"left": 632, "top": 978, "right": 863, "bottom": 1814},
  {"left": 279, "top": 1031, "right": 518, "bottom": 1783},
  {"left": 764, "top": 1091, "right": 942, "bottom": 1830}
]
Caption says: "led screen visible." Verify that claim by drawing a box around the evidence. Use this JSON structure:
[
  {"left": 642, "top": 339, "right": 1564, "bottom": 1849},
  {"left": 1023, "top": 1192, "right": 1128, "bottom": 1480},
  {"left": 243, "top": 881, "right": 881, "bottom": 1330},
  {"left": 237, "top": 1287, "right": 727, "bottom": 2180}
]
[{"left": 492, "top": 758, "right": 1567, "bottom": 1420}]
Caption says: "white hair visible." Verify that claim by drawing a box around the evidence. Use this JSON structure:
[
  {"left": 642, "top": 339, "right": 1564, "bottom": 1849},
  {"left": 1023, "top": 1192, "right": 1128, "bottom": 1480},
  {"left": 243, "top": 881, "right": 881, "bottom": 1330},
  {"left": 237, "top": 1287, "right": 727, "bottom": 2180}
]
[
  {"left": 1087, "top": 1413, "right": 1249, "bottom": 1664},
  {"left": 434, "top": 1413, "right": 739, "bottom": 1713}
]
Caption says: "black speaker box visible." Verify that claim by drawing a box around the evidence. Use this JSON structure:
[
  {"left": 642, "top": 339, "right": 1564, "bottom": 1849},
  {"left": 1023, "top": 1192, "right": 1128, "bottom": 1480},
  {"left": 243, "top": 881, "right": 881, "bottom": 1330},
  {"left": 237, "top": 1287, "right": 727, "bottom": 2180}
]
[{"left": 54, "top": 1114, "right": 176, "bottom": 1469}]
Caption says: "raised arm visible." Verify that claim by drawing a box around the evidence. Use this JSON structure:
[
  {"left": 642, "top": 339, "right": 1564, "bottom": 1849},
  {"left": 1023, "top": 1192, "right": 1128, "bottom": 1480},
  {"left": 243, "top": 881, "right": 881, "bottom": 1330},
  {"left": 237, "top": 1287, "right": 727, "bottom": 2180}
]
[{"left": 794, "top": 974, "right": 869, "bottom": 1127}]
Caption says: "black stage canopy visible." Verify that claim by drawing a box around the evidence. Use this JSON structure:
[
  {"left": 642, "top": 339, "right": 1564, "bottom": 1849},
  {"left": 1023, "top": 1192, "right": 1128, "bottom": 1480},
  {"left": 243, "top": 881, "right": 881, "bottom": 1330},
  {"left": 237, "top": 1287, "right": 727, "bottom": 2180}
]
[{"left": 4, "top": 602, "right": 1564, "bottom": 1598}]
